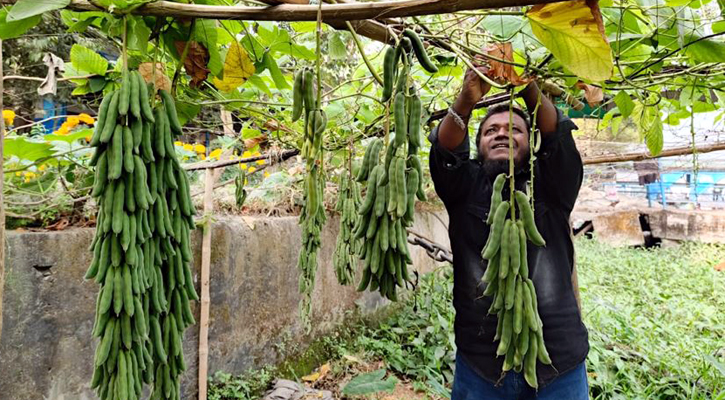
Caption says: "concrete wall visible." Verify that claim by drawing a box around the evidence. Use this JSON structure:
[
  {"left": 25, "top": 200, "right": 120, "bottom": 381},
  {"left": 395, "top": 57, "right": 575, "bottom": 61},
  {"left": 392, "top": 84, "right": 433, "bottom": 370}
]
[{"left": 0, "top": 211, "right": 450, "bottom": 400}]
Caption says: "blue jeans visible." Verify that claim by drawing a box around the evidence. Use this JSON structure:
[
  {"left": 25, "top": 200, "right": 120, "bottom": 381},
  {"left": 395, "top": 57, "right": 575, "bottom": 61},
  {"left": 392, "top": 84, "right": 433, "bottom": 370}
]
[{"left": 451, "top": 355, "right": 589, "bottom": 400}]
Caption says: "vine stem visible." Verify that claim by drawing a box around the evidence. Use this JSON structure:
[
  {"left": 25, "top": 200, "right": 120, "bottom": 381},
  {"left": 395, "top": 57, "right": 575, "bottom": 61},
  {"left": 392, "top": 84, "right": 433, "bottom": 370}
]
[
  {"left": 315, "top": 0, "right": 323, "bottom": 108},
  {"left": 345, "top": 21, "right": 384, "bottom": 86},
  {"left": 508, "top": 87, "right": 515, "bottom": 220},
  {"left": 122, "top": 16, "right": 128, "bottom": 72},
  {"left": 529, "top": 88, "right": 541, "bottom": 206}
]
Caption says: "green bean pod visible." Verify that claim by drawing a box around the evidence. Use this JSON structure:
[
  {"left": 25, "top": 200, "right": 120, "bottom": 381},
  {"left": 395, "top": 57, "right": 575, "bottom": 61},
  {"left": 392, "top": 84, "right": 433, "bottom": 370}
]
[{"left": 402, "top": 29, "right": 438, "bottom": 73}]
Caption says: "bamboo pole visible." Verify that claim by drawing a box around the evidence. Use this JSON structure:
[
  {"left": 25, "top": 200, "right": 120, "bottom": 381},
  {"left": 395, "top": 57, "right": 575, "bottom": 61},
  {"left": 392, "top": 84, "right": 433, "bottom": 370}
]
[
  {"left": 0, "top": 39, "right": 5, "bottom": 342},
  {"left": 582, "top": 141, "right": 725, "bottom": 165},
  {"left": 0, "top": 0, "right": 558, "bottom": 22}
]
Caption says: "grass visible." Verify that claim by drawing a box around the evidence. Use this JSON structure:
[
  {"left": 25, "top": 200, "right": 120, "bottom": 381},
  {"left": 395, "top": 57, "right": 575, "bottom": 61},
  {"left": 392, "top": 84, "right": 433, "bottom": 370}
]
[{"left": 209, "top": 239, "right": 725, "bottom": 399}]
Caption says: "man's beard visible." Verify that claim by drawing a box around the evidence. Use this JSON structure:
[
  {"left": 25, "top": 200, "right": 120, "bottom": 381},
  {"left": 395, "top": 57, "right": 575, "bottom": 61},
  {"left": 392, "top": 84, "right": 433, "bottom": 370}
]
[{"left": 479, "top": 154, "right": 531, "bottom": 182}]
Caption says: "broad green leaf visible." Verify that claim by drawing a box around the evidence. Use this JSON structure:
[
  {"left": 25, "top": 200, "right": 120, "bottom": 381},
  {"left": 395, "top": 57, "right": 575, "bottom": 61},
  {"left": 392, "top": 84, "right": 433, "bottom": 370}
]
[
  {"left": 70, "top": 44, "right": 108, "bottom": 76},
  {"left": 692, "top": 100, "right": 716, "bottom": 113},
  {"left": 481, "top": 15, "right": 525, "bottom": 39},
  {"left": 263, "top": 52, "right": 290, "bottom": 90},
  {"left": 242, "top": 127, "right": 261, "bottom": 139},
  {"left": 7, "top": 0, "right": 70, "bottom": 21},
  {"left": 241, "top": 34, "right": 265, "bottom": 61},
  {"left": 683, "top": 34, "right": 725, "bottom": 63},
  {"left": 218, "top": 21, "right": 242, "bottom": 45},
  {"left": 88, "top": 76, "right": 107, "bottom": 92},
  {"left": 213, "top": 42, "right": 256, "bottom": 92},
  {"left": 175, "top": 102, "right": 201, "bottom": 125},
  {"left": 127, "top": 16, "right": 151, "bottom": 54},
  {"left": 247, "top": 74, "right": 272, "bottom": 96},
  {"left": 341, "top": 369, "right": 397, "bottom": 395},
  {"left": 256, "top": 23, "right": 279, "bottom": 47},
  {"left": 633, "top": 102, "right": 663, "bottom": 155},
  {"left": 3, "top": 137, "right": 55, "bottom": 161},
  {"left": 72, "top": 84, "right": 92, "bottom": 96},
  {"left": 44, "top": 129, "right": 92, "bottom": 144},
  {"left": 329, "top": 32, "right": 347, "bottom": 59},
  {"left": 713, "top": 20, "right": 725, "bottom": 34},
  {"left": 527, "top": 0, "right": 613, "bottom": 81},
  {"left": 290, "top": 22, "right": 318, "bottom": 33},
  {"left": 0, "top": 8, "right": 41, "bottom": 40},
  {"left": 271, "top": 41, "right": 316, "bottom": 60},
  {"left": 195, "top": 20, "right": 222, "bottom": 76},
  {"left": 613, "top": 91, "right": 635, "bottom": 119}
]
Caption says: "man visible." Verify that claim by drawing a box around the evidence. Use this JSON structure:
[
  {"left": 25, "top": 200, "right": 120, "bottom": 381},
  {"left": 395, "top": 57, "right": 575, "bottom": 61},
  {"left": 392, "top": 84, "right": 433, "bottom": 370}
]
[{"left": 428, "top": 64, "right": 590, "bottom": 399}]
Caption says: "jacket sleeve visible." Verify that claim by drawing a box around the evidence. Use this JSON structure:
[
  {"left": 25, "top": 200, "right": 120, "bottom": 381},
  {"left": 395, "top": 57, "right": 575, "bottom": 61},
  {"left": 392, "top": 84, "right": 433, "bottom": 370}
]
[
  {"left": 427, "top": 124, "right": 476, "bottom": 207},
  {"left": 534, "top": 108, "right": 583, "bottom": 213}
]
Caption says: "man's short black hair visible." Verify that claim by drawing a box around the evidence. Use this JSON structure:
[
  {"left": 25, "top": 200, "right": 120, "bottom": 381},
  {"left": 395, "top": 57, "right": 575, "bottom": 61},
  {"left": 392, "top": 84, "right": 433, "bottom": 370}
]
[{"left": 475, "top": 103, "right": 531, "bottom": 147}]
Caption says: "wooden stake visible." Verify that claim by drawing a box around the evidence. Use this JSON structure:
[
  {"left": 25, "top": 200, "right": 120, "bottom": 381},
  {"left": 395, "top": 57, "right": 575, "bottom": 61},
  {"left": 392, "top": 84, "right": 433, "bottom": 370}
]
[
  {"left": 582, "top": 141, "right": 725, "bottom": 165},
  {"left": 0, "top": 39, "right": 5, "bottom": 341},
  {"left": 0, "top": 0, "right": 558, "bottom": 22}
]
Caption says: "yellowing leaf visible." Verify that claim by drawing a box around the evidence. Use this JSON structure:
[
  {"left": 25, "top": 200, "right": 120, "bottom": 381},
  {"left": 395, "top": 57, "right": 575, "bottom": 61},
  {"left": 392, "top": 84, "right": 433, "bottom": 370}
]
[
  {"left": 526, "top": 0, "right": 613, "bottom": 82},
  {"left": 213, "top": 42, "right": 255, "bottom": 92},
  {"left": 301, "top": 372, "right": 320, "bottom": 382}
]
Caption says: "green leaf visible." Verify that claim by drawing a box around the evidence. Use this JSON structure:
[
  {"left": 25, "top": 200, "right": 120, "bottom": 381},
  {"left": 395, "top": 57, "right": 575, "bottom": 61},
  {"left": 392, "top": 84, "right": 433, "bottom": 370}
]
[
  {"left": 706, "top": 355, "right": 725, "bottom": 377},
  {"left": 72, "top": 84, "right": 91, "bottom": 96},
  {"left": 341, "top": 369, "right": 397, "bottom": 395},
  {"left": 481, "top": 15, "right": 525, "bottom": 39},
  {"left": 242, "top": 126, "right": 261, "bottom": 139},
  {"left": 88, "top": 76, "right": 107, "bottom": 92},
  {"left": 263, "top": 51, "right": 290, "bottom": 90},
  {"left": 271, "top": 41, "right": 316, "bottom": 60},
  {"left": 7, "top": 0, "right": 70, "bottom": 21},
  {"left": 290, "top": 22, "right": 318, "bottom": 33},
  {"left": 247, "top": 75, "right": 272, "bottom": 96},
  {"left": 613, "top": 91, "right": 635, "bottom": 119},
  {"left": 44, "top": 129, "right": 92, "bottom": 144},
  {"left": 684, "top": 34, "right": 725, "bottom": 63},
  {"left": 70, "top": 44, "right": 108, "bottom": 76},
  {"left": 645, "top": 118, "right": 663, "bottom": 156},
  {"left": 3, "top": 137, "right": 55, "bottom": 161},
  {"left": 329, "top": 32, "right": 347, "bottom": 59},
  {"left": 0, "top": 8, "right": 41, "bottom": 40},
  {"left": 175, "top": 102, "right": 201, "bottom": 125},
  {"left": 195, "top": 19, "right": 222, "bottom": 76},
  {"left": 633, "top": 103, "right": 663, "bottom": 155},
  {"left": 713, "top": 20, "right": 725, "bottom": 34},
  {"left": 127, "top": 16, "right": 151, "bottom": 54}
]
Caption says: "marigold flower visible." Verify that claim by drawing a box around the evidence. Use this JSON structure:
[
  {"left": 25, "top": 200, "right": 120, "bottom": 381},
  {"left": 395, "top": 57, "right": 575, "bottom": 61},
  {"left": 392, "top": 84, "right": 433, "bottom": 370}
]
[
  {"left": 3, "top": 110, "right": 16, "bottom": 126},
  {"left": 209, "top": 148, "right": 222, "bottom": 160},
  {"left": 78, "top": 113, "right": 95, "bottom": 125}
]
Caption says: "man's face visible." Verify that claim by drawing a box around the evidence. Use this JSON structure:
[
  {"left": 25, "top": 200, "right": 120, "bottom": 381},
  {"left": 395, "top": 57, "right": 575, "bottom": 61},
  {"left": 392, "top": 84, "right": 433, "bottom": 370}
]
[{"left": 478, "top": 112, "right": 530, "bottom": 165}]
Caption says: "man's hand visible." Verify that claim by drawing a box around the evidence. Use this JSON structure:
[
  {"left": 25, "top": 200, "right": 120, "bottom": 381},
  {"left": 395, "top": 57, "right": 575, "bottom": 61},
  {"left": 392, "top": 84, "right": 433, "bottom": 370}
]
[{"left": 453, "top": 63, "right": 492, "bottom": 116}]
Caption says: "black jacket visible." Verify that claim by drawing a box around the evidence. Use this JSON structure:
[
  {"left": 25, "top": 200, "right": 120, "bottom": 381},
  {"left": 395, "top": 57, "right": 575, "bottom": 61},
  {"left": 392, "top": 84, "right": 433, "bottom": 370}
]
[{"left": 428, "top": 109, "right": 589, "bottom": 387}]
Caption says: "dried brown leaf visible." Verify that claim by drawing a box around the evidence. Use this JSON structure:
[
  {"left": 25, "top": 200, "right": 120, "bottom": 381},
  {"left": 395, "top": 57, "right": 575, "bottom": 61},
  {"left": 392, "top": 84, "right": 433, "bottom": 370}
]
[
  {"left": 174, "top": 41, "right": 210, "bottom": 88},
  {"left": 484, "top": 42, "right": 531, "bottom": 86},
  {"left": 138, "top": 62, "right": 172, "bottom": 93},
  {"left": 575, "top": 81, "right": 604, "bottom": 106}
]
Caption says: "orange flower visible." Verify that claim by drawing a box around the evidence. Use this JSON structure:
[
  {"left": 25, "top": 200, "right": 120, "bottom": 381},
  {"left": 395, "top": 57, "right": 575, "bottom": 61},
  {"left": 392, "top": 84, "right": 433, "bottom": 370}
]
[{"left": 78, "top": 113, "right": 95, "bottom": 125}]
